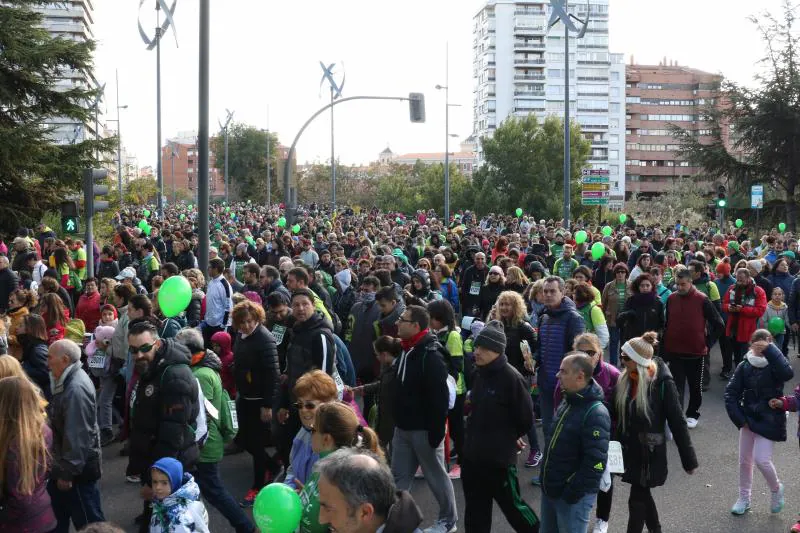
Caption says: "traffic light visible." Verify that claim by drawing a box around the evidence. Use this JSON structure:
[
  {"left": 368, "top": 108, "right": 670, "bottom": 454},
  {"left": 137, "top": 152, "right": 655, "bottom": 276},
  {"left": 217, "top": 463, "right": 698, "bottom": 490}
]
[
  {"left": 716, "top": 185, "right": 727, "bottom": 209},
  {"left": 84, "top": 168, "right": 110, "bottom": 215},
  {"left": 706, "top": 202, "right": 716, "bottom": 221},
  {"left": 409, "top": 93, "right": 426, "bottom": 123},
  {"left": 60, "top": 200, "right": 79, "bottom": 234}
]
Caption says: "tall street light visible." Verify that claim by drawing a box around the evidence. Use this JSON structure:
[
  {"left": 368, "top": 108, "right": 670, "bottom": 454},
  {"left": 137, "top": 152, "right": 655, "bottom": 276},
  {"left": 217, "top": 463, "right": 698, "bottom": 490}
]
[
  {"left": 436, "top": 43, "right": 462, "bottom": 224},
  {"left": 115, "top": 69, "right": 128, "bottom": 203},
  {"left": 219, "top": 109, "right": 234, "bottom": 203}
]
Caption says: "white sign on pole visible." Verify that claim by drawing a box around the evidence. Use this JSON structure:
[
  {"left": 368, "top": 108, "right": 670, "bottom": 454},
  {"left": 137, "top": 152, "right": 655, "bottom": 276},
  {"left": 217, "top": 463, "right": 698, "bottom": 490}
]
[{"left": 751, "top": 185, "right": 764, "bottom": 209}]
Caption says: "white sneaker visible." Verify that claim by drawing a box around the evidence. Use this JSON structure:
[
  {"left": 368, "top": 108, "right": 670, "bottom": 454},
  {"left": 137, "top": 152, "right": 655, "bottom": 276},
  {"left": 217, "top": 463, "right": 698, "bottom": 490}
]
[
  {"left": 686, "top": 417, "right": 698, "bottom": 429},
  {"left": 592, "top": 518, "right": 609, "bottom": 533}
]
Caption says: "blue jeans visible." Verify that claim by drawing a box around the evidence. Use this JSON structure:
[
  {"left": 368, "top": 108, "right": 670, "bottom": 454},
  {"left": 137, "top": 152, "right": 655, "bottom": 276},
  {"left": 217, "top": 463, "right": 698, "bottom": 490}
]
[
  {"left": 195, "top": 462, "right": 255, "bottom": 533},
  {"left": 539, "top": 387, "right": 556, "bottom": 449},
  {"left": 540, "top": 491, "right": 597, "bottom": 533},
  {"left": 48, "top": 478, "right": 105, "bottom": 533},
  {"left": 607, "top": 326, "right": 620, "bottom": 366}
]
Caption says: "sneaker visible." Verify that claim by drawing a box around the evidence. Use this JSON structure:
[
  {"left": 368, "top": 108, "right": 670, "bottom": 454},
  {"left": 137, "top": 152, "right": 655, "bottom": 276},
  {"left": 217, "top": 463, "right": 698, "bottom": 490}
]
[
  {"left": 592, "top": 518, "right": 609, "bottom": 533},
  {"left": 530, "top": 475, "right": 541, "bottom": 486},
  {"left": 414, "top": 467, "right": 424, "bottom": 479},
  {"left": 126, "top": 474, "right": 141, "bottom": 483},
  {"left": 448, "top": 464, "right": 461, "bottom": 480},
  {"left": 239, "top": 488, "right": 258, "bottom": 508},
  {"left": 790, "top": 520, "right": 800, "bottom": 533},
  {"left": 686, "top": 417, "right": 698, "bottom": 429},
  {"left": 525, "top": 449, "right": 543, "bottom": 468},
  {"left": 771, "top": 482, "right": 785, "bottom": 513},
  {"left": 730, "top": 498, "right": 750, "bottom": 515}
]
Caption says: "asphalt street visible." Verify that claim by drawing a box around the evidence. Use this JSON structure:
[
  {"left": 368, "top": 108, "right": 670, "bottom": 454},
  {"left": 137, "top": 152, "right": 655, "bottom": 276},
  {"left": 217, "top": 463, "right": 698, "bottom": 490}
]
[{"left": 98, "top": 344, "right": 800, "bottom": 533}]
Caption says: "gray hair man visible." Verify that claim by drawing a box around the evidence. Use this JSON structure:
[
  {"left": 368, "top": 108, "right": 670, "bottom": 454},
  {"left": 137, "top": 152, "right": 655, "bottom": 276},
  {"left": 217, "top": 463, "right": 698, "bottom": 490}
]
[
  {"left": 47, "top": 339, "right": 106, "bottom": 531},
  {"left": 317, "top": 448, "right": 423, "bottom": 533}
]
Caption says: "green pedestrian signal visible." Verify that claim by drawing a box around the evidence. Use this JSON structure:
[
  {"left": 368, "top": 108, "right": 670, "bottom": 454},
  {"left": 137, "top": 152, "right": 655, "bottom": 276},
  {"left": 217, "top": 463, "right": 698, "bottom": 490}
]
[
  {"left": 716, "top": 198, "right": 727, "bottom": 208},
  {"left": 62, "top": 216, "right": 79, "bottom": 234}
]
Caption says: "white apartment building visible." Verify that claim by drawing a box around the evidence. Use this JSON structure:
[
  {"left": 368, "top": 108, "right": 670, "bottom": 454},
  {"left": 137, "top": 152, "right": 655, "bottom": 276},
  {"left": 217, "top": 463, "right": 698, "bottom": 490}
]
[
  {"left": 32, "top": 1, "right": 99, "bottom": 145},
  {"left": 473, "top": 0, "right": 626, "bottom": 209}
]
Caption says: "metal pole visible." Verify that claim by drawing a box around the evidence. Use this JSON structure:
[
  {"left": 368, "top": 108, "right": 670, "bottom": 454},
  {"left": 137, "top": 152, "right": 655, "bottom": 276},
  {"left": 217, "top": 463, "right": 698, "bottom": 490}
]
[
  {"left": 563, "top": 3, "right": 571, "bottom": 230},
  {"left": 198, "top": 0, "right": 210, "bottom": 274},
  {"left": 171, "top": 145, "right": 176, "bottom": 203},
  {"left": 444, "top": 42, "right": 450, "bottom": 224},
  {"left": 116, "top": 69, "right": 123, "bottom": 203},
  {"left": 224, "top": 127, "right": 229, "bottom": 202},
  {"left": 266, "top": 105, "right": 271, "bottom": 205},
  {"left": 155, "top": 1, "right": 164, "bottom": 218},
  {"left": 94, "top": 102, "right": 99, "bottom": 162},
  {"left": 83, "top": 169, "right": 95, "bottom": 277},
  {"left": 331, "top": 86, "right": 336, "bottom": 212}
]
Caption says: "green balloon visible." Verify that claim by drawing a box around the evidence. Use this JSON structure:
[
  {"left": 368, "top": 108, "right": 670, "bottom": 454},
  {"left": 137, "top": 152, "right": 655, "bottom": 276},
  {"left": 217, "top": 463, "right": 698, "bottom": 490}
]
[
  {"left": 591, "top": 242, "right": 606, "bottom": 260},
  {"left": 253, "top": 483, "right": 302, "bottom": 533},
  {"left": 157, "top": 275, "right": 192, "bottom": 318},
  {"left": 292, "top": 224, "right": 301, "bottom": 234},
  {"left": 215, "top": 223, "right": 221, "bottom": 230},
  {"left": 277, "top": 217, "right": 286, "bottom": 227},
  {"left": 188, "top": 204, "right": 193, "bottom": 210},
  {"left": 515, "top": 208, "right": 523, "bottom": 217},
  {"left": 619, "top": 213, "right": 628, "bottom": 224},
  {"left": 574, "top": 230, "right": 588, "bottom": 244},
  {"left": 735, "top": 218, "right": 743, "bottom": 228},
  {"left": 138, "top": 219, "right": 148, "bottom": 230},
  {"left": 768, "top": 316, "right": 786, "bottom": 336},
  {"left": 225, "top": 206, "right": 230, "bottom": 212},
  {"left": 179, "top": 214, "right": 186, "bottom": 220},
  {"left": 779, "top": 222, "right": 787, "bottom": 232},
  {"left": 142, "top": 224, "right": 151, "bottom": 236},
  {"left": 231, "top": 213, "right": 236, "bottom": 219},
  {"left": 601, "top": 225, "right": 613, "bottom": 237},
  {"left": 143, "top": 209, "right": 151, "bottom": 217},
  {"left": 396, "top": 217, "right": 402, "bottom": 223}
]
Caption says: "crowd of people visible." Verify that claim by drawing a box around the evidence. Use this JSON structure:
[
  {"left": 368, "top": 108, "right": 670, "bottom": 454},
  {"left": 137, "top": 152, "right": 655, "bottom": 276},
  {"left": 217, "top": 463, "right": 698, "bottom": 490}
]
[{"left": 1, "top": 202, "right": 800, "bottom": 533}]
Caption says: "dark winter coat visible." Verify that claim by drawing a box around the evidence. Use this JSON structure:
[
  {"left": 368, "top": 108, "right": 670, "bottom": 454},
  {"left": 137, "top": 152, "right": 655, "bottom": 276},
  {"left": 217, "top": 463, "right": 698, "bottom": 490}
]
[
  {"left": 478, "top": 282, "right": 504, "bottom": 320},
  {"left": 536, "top": 298, "right": 585, "bottom": 392},
  {"left": 460, "top": 264, "right": 488, "bottom": 316},
  {"left": 501, "top": 320, "right": 536, "bottom": 376},
  {"left": 617, "top": 293, "right": 665, "bottom": 343},
  {"left": 724, "top": 343, "right": 793, "bottom": 442},
  {"left": 282, "top": 312, "right": 336, "bottom": 407},
  {"left": 185, "top": 289, "right": 204, "bottom": 328},
  {"left": 233, "top": 324, "right": 280, "bottom": 409},
  {"left": 345, "top": 299, "right": 382, "bottom": 374},
  {"left": 129, "top": 339, "right": 200, "bottom": 476},
  {"left": 20, "top": 336, "right": 51, "bottom": 400},
  {"left": 97, "top": 258, "right": 120, "bottom": 281},
  {"left": 613, "top": 358, "right": 698, "bottom": 488},
  {"left": 463, "top": 353, "right": 534, "bottom": 467},
  {"left": 541, "top": 380, "right": 610, "bottom": 502},
  {"left": 363, "top": 360, "right": 399, "bottom": 447}
]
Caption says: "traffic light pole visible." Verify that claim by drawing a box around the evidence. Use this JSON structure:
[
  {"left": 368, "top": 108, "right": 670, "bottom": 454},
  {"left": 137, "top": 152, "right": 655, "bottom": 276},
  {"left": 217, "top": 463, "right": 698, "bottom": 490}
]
[
  {"left": 83, "top": 169, "right": 95, "bottom": 277},
  {"left": 282, "top": 95, "right": 416, "bottom": 225},
  {"left": 197, "top": 0, "right": 210, "bottom": 274}
]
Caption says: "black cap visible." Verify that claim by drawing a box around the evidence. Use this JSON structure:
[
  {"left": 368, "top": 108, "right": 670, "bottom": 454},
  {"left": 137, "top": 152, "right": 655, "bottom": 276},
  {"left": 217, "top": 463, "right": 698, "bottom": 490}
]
[{"left": 474, "top": 320, "right": 507, "bottom": 355}]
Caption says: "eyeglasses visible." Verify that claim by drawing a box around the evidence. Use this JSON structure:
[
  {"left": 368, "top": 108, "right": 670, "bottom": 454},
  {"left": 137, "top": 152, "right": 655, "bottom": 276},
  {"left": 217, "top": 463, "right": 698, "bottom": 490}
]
[
  {"left": 129, "top": 342, "right": 156, "bottom": 354},
  {"left": 620, "top": 354, "right": 631, "bottom": 362},
  {"left": 294, "top": 401, "right": 320, "bottom": 411},
  {"left": 397, "top": 317, "right": 415, "bottom": 324}
]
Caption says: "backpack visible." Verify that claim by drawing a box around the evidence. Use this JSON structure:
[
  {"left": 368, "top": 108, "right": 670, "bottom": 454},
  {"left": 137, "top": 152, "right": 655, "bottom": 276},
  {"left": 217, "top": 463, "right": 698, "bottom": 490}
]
[
  {"left": 423, "top": 340, "right": 458, "bottom": 410},
  {"left": 203, "top": 385, "right": 238, "bottom": 443},
  {"left": 332, "top": 333, "right": 357, "bottom": 387},
  {"left": 319, "top": 330, "right": 345, "bottom": 399},
  {"left": 161, "top": 364, "right": 207, "bottom": 446}
]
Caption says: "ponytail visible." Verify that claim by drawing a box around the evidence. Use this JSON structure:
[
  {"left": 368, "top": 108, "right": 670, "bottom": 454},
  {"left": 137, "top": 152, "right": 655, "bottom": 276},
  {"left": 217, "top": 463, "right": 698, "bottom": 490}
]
[
  {"left": 315, "top": 402, "right": 386, "bottom": 461},
  {"left": 354, "top": 424, "right": 384, "bottom": 461}
]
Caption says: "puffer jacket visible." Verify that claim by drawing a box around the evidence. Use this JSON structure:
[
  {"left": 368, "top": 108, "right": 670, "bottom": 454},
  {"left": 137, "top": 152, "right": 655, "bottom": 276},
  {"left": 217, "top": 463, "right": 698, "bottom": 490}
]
[
  {"left": 233, "top": 324, "right": 279, "bottom": 409},
  {"left": 439, "top": 277, "right": 460, "bottom": 314},
  {"left": 149, "top": 474, "right": 209, "bottom": 533},
  {"left": 185, "top": 288, "right": 204, "bottom": 327},
  {"left": 191, "top": 350, "right": 237, "bottom": 463},
  {"left": 129, "top": 340, "right": 200, "bottom": 476},
  {"left": 282, "top": 312, "right": 337, "bottom": 408},
  {"left": 541, "top": 379, "right": 610, "bottom": 503},
  {"left": 613, "top": 358, "right": 698, "bottom": 488},
  {"left": 724, "top": 344, "right": 793, "bottom": 442},
  {"left": 617, "top": 293, "right": 664, "bottom": 343},
  {"left": 600, "top": 281, "right": 630, "bottom": 328},
  {"left": 20, "top": 336, "right": 51, "bottom": 400},
  {"left": 345, "top": 299, "right": 382, "bottom": 374},
  {"left": 536, "top": 298, "right": 585, "bottom": 392},
  {"left": 722, "top": 281, "right": 767, "bottom": 343}
]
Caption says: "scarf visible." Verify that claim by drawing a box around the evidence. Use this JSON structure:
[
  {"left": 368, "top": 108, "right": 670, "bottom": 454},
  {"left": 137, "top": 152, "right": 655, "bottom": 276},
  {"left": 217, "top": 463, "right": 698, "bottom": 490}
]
[
  {"left": 746, "top": 350, "right": 768, "bottom": 368},
  {"left": 630, "top": 291, "right": 656, "bottom": 307},
  {"left": 400, "top": 328, "right": 429, "bottom": 352}
]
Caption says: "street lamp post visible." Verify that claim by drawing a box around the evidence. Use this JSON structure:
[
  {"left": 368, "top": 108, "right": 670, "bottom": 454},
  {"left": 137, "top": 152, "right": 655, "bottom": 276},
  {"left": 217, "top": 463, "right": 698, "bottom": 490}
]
[
  {"left": 219, "top": 109, "right": 234, "bottom": 203},
  {"left": 115, "top": 69, "right": 128, "bottom": 204}
]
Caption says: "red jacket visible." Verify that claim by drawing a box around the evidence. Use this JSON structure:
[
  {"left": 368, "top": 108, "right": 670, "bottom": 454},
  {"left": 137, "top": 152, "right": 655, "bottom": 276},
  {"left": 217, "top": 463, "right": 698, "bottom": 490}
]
[
  {"left": 722, "top": 282, "right": 767, "bottom": 343},
  {"left": 663, "top": 288, "right": 713, "bottom": 356},
  {"left": 75, "top": 291, "right": 102, "bottom": 333}
]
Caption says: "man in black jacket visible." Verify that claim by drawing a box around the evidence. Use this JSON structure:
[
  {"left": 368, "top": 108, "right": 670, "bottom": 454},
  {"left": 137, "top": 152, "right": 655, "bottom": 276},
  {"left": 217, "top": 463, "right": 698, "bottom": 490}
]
[
  {"left": 460, "top": 252, "right": 488, "bottom": 317},
  {"left": 462, "top": 321, "right": 539, "bottom": 533},
  {"left": 391, "top": 305, "right": 457, "bottom": 533},
  {"left": 126, "top": 319, "right": 200, "bottom": 532},
  {"left": 47, "top": 339, "right": 106, "bottom": 531},
  {"left": 540, "top": 353, "right": 610, "bottom": 533}
]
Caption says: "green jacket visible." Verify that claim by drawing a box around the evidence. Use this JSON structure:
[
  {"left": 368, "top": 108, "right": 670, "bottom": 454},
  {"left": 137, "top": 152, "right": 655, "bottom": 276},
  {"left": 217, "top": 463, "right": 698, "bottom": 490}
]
[
  {"left": 191, "top": 351, "right": 235, "bottom": 463},
  {"left": 299, "top": 450, "right": 333, "bottom": 533}
]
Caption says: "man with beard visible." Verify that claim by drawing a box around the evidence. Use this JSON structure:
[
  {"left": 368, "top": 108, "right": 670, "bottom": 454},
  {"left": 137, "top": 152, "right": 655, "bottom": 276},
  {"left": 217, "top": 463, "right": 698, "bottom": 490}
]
[
  {"left": 241, "top": 263, "right": 262, "bottom": 298},
  {"left": 316, "top": 248, "right": 336, "bottom": 278},
  {"left": 260, "top": 265, "right": 291, "bottom": 302},
  {"left": 376, "top": 285, "right": 406, "bottom": 338},
  {"left": 460, "top": 252, "right": 488, "bottom": 318},
  {"left": 126, "top": 319, "right": 200, "bottom": 531}
]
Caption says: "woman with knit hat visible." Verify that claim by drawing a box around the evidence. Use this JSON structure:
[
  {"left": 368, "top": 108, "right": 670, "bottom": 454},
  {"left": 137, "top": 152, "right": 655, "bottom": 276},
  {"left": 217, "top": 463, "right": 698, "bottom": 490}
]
[{"left": 612, "top": 332, "right": 698, "bottom": 533}]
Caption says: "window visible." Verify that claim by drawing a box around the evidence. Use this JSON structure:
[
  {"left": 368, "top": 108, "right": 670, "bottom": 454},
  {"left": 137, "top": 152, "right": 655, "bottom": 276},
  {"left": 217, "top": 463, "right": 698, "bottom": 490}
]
[
  {"left": 548, "top": 69, "right": 561, "bottom": 78},
  {"left": 610, "top": 87, "right": 620, "bottom": 97},
  {"left": 609, "top": 150, "right": 619, "bottom": 160},
  {"left": 609, "top": 134, "right": 619, "bottom": 144},
  {"left": 610, "top": 71, "right": 620, "bottom": 81},
  {"left": 610, "top": 103, "right": 621, "bottom": 112}
]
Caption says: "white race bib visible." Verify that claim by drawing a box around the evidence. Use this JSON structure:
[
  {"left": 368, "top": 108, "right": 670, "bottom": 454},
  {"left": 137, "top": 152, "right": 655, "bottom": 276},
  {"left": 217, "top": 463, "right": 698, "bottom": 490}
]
[
  {"left": 607, "top": 440, "right": 625, "bottom": 474},
  {"left": 228, "top": 400, "right": 239, "bottom": 430},
  {"left": 88, "top": 354, "right": 107, "bottom": 370},
  {"left": 272, "top": 324, "right": 287, "bottom": 345},
  {"left": 469, "top": 282, "right": 481, "bottom": 296}
]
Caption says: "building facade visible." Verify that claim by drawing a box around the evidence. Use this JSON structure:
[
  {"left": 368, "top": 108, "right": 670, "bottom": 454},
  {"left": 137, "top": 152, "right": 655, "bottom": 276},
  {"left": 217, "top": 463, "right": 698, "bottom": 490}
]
[
  {"left": 160, "top": 132, "right": 225, "bottom": 202},
  {"left": 472, "top": 0, "right": 626, "bottom": 209},
  {"left": 33, "top": 1, "right": 99, "bottom": 145},
  {"left": 625, "top": 63, "right": 722, "bottom": 196}
]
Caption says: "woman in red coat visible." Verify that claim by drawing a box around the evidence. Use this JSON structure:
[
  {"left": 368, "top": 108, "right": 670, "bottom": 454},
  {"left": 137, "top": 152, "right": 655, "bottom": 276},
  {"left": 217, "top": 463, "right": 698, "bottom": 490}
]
[
  {"left": 75, "top": 278, "right": 102, "bottom": 333},
  {"left": 722, "top": 267, "right": 768, "bottom": 369}
]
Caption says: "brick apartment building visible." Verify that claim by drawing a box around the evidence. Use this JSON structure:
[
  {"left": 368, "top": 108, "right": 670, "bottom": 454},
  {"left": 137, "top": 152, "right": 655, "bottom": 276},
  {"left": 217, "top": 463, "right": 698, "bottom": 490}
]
[{"left": 625, "top": 61, "right": 722, "bottom": 197}]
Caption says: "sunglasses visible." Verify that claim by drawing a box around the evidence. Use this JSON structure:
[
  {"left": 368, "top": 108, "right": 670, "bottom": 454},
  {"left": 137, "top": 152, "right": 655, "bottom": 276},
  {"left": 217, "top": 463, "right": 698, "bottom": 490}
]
[
  {"left": 294, "top": 401, "right": 320, "bottom": 411},
  {"left": 129, "top": 342, "right": 156, "bottom": 354},
  {"left": 584, "top": 350, "right": 598, "bottom": 357}
]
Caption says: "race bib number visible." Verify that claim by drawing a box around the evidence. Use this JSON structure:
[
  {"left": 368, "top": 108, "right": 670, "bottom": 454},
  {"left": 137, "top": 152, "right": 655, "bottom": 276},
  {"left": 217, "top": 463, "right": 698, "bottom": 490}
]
[
  {"left": 88, "top": 354, "right": 107, "bottom": 370},
  {"left": 607, "top": 441, "right": 625, "bottom": 474},
  {"left": 228, "top": 400, "right": 239, "bottom": 430},
  {"left": 272, "top": 324, "right": 287, "bottom": 345},
  {"left": 469, "top": 282, "right": 481, "bottom": 296}
]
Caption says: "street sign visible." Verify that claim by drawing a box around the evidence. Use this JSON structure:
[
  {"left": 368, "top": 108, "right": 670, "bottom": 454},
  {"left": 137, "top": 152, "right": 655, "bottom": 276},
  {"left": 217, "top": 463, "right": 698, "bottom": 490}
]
[
  {"left": 581, "top": 169, "right": 610, "bottom": 176},
  {"left": 582, "top": 191, "right": 610, "bottom": 199},
  {"left": 581, "top": 168, "right": 610, "bottom": 205},
  {"left": 581, "top": 176, "right": 609, "bottom": 184},
  {"left": 581, "top": 198, "right": 608, "bottom": 205},
  {"left": 582, "top": 183, "right": 610, "bottom": 191},
  {"left": 751, "top": 185, "right": 764, "bottom": 209}
]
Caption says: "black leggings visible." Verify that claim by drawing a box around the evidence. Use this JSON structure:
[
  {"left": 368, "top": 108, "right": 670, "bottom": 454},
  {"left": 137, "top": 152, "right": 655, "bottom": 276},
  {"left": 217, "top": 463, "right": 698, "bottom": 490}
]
[
  {"left": 627, "top": 483, "right": 661, "bottom": 533},
  {"left": 596, "top": 478, "right": 613, "bottom": 521},
  {"left": 448, "top": 394, "right": 465, "bottom": 463},
  {"left": 238, "top": 401, "right": 280, "bottom": 490}
]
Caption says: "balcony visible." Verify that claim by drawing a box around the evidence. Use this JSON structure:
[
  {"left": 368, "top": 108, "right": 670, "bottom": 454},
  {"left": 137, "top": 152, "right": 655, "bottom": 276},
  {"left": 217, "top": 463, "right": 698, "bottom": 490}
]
[
  {"left": 514, "top": 74, "right": 546, "bottom": 81},
  {"left": 514, "top": 90, "right": 546, "bottom": 98},
  {"left": 514, "top": 40, "right": 545, "bottom": 51},
  {"left": 514, "top": 57, "right": 546, "bottom": 66}
]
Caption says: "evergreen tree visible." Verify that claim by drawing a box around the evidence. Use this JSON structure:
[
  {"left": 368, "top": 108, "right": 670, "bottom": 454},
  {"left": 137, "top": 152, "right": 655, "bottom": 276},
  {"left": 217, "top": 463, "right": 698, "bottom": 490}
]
[{"left": 0, "top": 0, "right": 114, "bottom": 232}]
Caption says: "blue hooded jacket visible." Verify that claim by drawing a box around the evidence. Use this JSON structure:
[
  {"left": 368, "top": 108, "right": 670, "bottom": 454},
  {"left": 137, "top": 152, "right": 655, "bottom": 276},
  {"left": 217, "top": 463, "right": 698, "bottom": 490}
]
[{"left": 536, "top": 297, "right": 585, "bottom": 391}]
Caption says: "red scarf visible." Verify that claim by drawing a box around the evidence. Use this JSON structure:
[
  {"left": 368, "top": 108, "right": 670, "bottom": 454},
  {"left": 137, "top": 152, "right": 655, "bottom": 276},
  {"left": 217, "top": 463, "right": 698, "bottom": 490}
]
[{"left": 401, "top": 328, "right": 430, "bottom": 352}]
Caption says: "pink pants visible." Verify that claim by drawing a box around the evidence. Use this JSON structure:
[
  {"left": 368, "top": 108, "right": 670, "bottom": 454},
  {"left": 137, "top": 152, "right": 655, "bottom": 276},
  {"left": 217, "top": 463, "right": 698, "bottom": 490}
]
[{"left": 739, "top": 426, "right": 780, "bottom": 499}]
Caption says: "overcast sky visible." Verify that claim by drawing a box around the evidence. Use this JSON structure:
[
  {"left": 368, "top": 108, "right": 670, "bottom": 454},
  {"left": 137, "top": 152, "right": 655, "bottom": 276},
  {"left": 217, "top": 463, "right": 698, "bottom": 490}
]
[{"left": 91, "top": 0, "right": 786, "bottom": 169}]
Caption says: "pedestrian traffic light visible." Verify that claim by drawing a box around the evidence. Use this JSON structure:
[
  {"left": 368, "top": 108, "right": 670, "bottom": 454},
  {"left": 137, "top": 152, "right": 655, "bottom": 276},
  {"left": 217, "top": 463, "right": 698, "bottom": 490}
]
[
  {"left": 716, "top": 185, "right": 727, "bottom": 208},
  {"left": 60, "top": 200, "right": 79, "bottom": 234},
  {"left": 84, "top": 168, "right": 110, "bottom": 215},
  {"left": 409, "top": 93, "right": 426, "bottom": 123}
]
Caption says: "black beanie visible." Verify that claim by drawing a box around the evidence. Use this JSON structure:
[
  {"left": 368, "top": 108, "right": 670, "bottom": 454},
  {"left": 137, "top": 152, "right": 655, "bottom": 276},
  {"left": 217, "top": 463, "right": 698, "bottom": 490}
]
[{"left": 474, "top": 320, "right": 507, "bottom": 355}]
